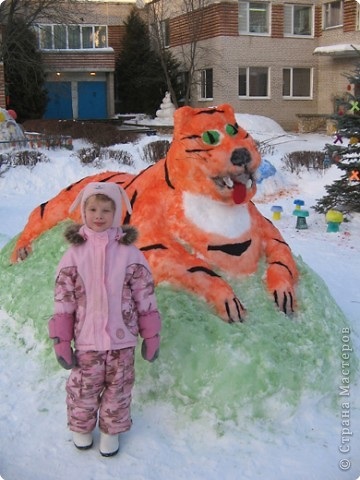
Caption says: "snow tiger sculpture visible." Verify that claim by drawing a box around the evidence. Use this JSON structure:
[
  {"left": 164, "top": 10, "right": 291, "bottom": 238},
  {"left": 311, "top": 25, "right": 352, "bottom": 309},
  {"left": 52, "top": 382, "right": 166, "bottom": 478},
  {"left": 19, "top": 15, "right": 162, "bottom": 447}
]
[{"left": 11, "top": 104, "right": 298, "bottom": 322}]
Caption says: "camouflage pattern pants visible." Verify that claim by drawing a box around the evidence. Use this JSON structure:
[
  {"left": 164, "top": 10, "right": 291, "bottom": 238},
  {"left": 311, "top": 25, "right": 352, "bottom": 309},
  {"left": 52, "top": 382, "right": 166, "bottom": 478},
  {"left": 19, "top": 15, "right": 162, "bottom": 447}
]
[{"left": 66, "top": 348, "right": 135, "bottom": 435}]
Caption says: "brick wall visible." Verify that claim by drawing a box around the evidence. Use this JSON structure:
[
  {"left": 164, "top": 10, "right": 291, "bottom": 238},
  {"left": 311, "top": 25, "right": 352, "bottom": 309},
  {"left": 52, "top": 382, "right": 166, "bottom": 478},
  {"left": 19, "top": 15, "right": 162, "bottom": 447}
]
[
  {"left": 271, "top": 4, "right": 284, "bottom": 39},
  {"left": 169, "top": 2, "right": 323, "bottom": 44},
  {"left": 42, "top": 50, "right": 115, "bottom": 72},
  {"left": 108, "top": 25, "right": 126, "bottom": 59},
  {"left": 314, "top": 5, "right": 323, "bottom": 37},
  {"left": 170, "top": 2, "right": 238, "bottom": 47},
  {"left": 344, "top": 0, "right": 357, "bottom": 32}
]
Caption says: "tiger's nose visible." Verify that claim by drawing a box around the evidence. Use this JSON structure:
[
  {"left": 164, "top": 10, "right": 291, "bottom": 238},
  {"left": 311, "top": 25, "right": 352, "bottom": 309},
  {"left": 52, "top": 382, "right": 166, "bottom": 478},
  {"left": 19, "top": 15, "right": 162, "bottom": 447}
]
[{"left": 230, "top": 148, "right": 251, "bottom": 166}]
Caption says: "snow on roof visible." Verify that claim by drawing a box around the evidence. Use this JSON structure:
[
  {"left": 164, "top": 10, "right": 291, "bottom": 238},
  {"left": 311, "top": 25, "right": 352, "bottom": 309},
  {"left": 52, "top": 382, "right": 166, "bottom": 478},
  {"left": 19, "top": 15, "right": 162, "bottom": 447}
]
[{"left": 313, "top": 43, "right": 360, "bottom": 56}]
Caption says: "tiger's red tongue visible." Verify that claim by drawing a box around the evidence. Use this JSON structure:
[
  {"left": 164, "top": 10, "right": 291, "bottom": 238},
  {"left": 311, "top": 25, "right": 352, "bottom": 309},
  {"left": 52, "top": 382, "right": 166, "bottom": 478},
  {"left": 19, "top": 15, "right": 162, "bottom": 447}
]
[{"left": 233, "top": 182, "right": 246, "bottom": 204}]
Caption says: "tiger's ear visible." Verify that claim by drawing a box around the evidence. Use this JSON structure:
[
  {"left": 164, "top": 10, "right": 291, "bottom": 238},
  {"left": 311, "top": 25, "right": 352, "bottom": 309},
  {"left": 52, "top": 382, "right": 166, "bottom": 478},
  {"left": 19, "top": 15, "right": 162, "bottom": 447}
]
[
  {"left": 220, "top": 103, "right": 236, "bottom": 118},
  {"left": 173, "top": 105, "right": 194, "bottom": 129}
]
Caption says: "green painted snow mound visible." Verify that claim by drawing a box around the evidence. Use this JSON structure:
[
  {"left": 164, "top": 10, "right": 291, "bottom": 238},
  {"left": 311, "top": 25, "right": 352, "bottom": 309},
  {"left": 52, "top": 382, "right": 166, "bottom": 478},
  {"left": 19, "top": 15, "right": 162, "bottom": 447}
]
[{"left": 0, "top": 223, "right": 357, "bottom": 429}]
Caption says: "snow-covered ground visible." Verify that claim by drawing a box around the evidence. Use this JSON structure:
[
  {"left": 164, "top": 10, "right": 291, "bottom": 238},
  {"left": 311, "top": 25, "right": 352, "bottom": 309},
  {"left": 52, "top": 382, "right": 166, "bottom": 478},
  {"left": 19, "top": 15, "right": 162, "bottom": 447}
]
[{"left": 0, "top": 115, "right": 359, "bottom": 480}]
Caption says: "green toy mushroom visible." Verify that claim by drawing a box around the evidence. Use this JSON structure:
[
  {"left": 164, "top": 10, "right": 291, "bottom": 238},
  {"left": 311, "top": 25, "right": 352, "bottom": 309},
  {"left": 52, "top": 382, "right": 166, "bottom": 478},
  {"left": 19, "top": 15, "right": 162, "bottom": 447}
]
[
  {"left": 293, "top": 209, "right": 309, "bottom": 229},
  {"left": 271, "top": 205, "right": 283, "bottom": 220},
  {"left": 325, "top": 209, "right": 344, "bottom": 232}
]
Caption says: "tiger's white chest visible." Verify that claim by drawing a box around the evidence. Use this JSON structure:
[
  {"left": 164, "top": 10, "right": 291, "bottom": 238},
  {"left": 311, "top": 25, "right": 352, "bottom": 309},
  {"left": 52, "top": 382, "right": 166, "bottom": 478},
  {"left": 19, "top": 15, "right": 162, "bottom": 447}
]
[{"left": 182, "top": 192, "right": 251, "bottom": 239}]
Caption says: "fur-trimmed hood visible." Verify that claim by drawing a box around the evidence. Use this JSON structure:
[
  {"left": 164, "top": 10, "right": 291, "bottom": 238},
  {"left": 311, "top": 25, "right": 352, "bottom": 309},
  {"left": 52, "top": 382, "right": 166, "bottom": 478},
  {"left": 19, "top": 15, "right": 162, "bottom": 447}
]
[
  {"left": 69, "top": 182, "right": 132, "bottom": 228},
  {"left": 64, "top": 223, "right": 138, "bottom": 246}
]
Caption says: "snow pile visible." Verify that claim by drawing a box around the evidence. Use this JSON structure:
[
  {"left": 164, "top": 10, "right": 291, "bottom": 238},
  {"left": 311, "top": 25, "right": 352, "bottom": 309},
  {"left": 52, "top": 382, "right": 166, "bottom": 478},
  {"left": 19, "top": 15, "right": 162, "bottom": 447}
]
[
  {"left": 236, "top": 113, "right": 287, "bottom": 136},
  {"left": 0, "top": 234, "right": 354, "bottom": 428},
  {"left": 0, "top": 116, "right": 359, "bottom": 480},
  {"left": 0, "top": 108, "right": 26, "bottom": 150}
]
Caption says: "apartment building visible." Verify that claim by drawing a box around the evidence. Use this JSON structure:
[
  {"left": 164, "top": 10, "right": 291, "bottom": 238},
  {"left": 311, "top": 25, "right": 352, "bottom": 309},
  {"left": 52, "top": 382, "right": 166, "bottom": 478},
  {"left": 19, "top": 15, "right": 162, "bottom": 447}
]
[
  {"left": 156, "top": 0, "right": 360, "bottom": 130},
  {"left": 1, "top": 0, "right": 360, "bottom": 129},
  {"left": 32, "top": 1, "right": 135, "bottom": 120}
]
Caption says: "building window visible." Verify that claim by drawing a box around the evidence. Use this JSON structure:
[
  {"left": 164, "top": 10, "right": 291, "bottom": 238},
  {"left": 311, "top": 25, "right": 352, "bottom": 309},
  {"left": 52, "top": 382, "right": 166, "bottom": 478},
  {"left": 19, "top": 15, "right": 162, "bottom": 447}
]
[
  {"left": 323, "top": 1, "right": 343, "bottom": 29},
  {"left": 238, "top": 67, "right": 269, "bottom": 97},
  {"left": 82, "top": 27, "right": 93, "bottom": 48},
  {"left": 68, "top": 25, "right": 81, "bottom": 49},
  {"left": 283, "top": 68, "right": 312, "bottom": 98},
  {"left": 150, "top": 19, "right": 170, "bottom": 49},
  {"left": 200, "top": 69, "right": 213, "bottom": 100},
  {"left": 284, "top": 4, "right": 313, "bottom": 36},
  {"left": 53, "top": 25, "right": 66, "bottom": 49},
  {"left": 35, "top": 24, "right": 108, "bottom": 50},
  {"left": 39, "top": 25, "right": 53, "bottom": 49},
  {"left": 94, "top": 26, "right": 107, "bottom": 48},
  {"left": 239, "top": 1, "right": 270, "bottom": 35}
]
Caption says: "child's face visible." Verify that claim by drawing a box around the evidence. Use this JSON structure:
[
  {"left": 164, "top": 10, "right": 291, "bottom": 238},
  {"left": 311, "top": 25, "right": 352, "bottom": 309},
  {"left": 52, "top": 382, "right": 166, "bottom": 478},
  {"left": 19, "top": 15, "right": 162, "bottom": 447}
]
[{"left": 84, "top": 196, "right": 115, "bottom": 232}]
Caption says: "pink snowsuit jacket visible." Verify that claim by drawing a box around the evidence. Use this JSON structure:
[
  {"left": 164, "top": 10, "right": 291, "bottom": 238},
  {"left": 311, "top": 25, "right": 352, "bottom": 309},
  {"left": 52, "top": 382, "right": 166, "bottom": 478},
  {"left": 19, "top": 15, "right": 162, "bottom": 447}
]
[{"left": 53, "top": 223, "right": 161, "bottom": 352}]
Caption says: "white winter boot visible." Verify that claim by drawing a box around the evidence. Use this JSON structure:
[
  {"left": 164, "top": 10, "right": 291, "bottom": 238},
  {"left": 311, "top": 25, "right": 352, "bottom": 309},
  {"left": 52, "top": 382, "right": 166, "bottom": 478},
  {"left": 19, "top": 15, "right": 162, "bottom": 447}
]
[
  {"left": 99, "top": 431, "right": 119, "bottom": 457},
  {"left": 72, "top": 431, "right": 93, "bottom": 450}
]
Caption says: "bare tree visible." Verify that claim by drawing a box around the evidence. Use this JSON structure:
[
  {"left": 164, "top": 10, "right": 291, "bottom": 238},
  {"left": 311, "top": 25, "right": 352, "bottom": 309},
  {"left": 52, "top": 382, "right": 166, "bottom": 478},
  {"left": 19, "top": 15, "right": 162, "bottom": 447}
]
[
  {"left": 0, "top": 0, "right": 81, "bottom": 27},
  {"left": 146, "top": 0, "right": 178, "bottom": 107},
  {"left": 0, "top": 0, "right": 80, "bottom": 118},
  {"left": 146, "top": 0, "right": 211, "bottom": 107},
  {"left": 0, "top": 0, "right": 82, "bottom": 58}
]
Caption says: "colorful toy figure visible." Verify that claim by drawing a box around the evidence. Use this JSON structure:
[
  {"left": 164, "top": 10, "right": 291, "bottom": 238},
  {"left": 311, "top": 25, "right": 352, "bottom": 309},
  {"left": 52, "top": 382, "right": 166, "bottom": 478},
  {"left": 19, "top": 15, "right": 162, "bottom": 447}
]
[
  {"left": 11, "top": 104, "right": 299, "bottom": 322},
  {"left": 271, "top": 205, "right": 283, "bottom": 220},
  {"left": 293, "top": 209, "right": 309, "bottom": 229},
  {"left": 325, "top": 209, "right": 344, "bottom": 232}
]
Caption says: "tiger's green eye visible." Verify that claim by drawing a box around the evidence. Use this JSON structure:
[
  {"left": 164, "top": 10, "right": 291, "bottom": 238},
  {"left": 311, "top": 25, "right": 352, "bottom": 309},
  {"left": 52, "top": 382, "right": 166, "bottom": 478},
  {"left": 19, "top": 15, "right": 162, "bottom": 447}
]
[
  {"left": 226, "top": 124, "right": 238, "bottom": 136},
  {"left": 202, "top": 130, "right": 221, "bottom": 145}
]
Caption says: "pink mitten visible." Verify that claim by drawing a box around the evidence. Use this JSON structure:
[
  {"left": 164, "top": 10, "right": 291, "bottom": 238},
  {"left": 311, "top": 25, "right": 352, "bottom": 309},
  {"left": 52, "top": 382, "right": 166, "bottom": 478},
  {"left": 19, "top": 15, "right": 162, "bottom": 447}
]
[
  {"left": 48, "top": 313, "right": 76, "bottom": 369},
  {"left": 141, "top": 335, "right": 160, "bottom": 362},
  {"left": 53, "top": 338, "right": 76, "bottom": 370}
]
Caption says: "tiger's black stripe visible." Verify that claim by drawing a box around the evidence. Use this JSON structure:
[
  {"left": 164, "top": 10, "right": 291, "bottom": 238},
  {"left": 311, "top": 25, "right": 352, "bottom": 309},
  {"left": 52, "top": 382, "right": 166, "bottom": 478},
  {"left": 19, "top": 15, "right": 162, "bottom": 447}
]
[
  {"left": 272, "top": 237, "right": 291, "bottom": 248},
  {"left": 65, "top": 177, "right": 86, "bottom": 191},
  {"left": 208, "top": 240, "right": 251, "bottom": 256},
  {"left": 99, "top": 173, "right": 121, "bottom": 183},
  {"left": 188, "top": 266, "right": 221, "bottom": 277},
  {"left": 287, "top": 292, "right": 294, "bottom": 311},
  {"left": 270, "top": 261, "right": 294, "bottom": 277},
  {"left": 185, "top": 148, "right": 211, "bottom": 153},
  {"left": 225, "top": 301, "right": 233, "bottom": 323},
  {"left": 195, "top": 109, "right": 225, "bottom": 116},
  {"left": 184, "top": 135, "right": 201, "bottom": 140},
  {"left": 40, "top": 202, "right": 48, "bottom": 218},
  {"left": 65, "top": 173, "right": 123, "bottom": 192},
  {"left": 140, "top": 244, "right": 168, "bottom": 251},
  {"left": 124, "top": 165, "right": 153, "bottom": 189},
  {"left": 164, "top": 158, "right": 175, "bottom": 189}
]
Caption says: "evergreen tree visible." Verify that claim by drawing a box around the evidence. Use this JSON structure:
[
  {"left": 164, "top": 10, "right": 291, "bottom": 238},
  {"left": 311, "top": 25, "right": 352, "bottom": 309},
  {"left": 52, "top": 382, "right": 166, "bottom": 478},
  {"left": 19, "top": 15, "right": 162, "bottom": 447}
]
[
  {"left": 115, "top": 8, "right": 180, "bottom": 115},
  {"left": 3, "top": 19, "right": 47, "bottom": 121},
  {"left": 314, "top": 54, "right": 360, "bottom": 214}
]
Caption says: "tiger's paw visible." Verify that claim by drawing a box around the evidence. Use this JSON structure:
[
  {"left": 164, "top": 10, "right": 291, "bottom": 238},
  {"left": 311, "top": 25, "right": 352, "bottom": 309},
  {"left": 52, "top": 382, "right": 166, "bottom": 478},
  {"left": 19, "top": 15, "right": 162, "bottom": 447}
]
[
  {"left": 11, "top": 246, "right": 31, "bottom": 263},
  {"left": 272, "top": 287, "right": 296, "bottom": 315},
  {"left": 266, "top": 264, "right": 297, "bottom": 315},
  {"left": 216, "top": 296, "right": 246, "bottom": 323}
]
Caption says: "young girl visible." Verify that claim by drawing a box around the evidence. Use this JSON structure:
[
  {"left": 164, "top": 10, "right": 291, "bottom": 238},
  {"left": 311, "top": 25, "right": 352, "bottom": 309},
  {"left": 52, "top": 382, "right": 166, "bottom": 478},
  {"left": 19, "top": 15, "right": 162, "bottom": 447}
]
[{"left": 48, "top": 182, "right": 161, "bottom": 457}]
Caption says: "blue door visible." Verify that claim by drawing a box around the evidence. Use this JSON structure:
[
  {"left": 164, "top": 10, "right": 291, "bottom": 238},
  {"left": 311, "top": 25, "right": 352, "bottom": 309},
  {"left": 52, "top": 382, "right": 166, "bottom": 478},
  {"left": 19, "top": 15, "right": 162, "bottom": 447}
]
[
  {"left": 78, "top": 82, "right": 107, "bottom": 120},
  {"left": 44, "top": 82, "right": 73, "bottom": 119}
]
